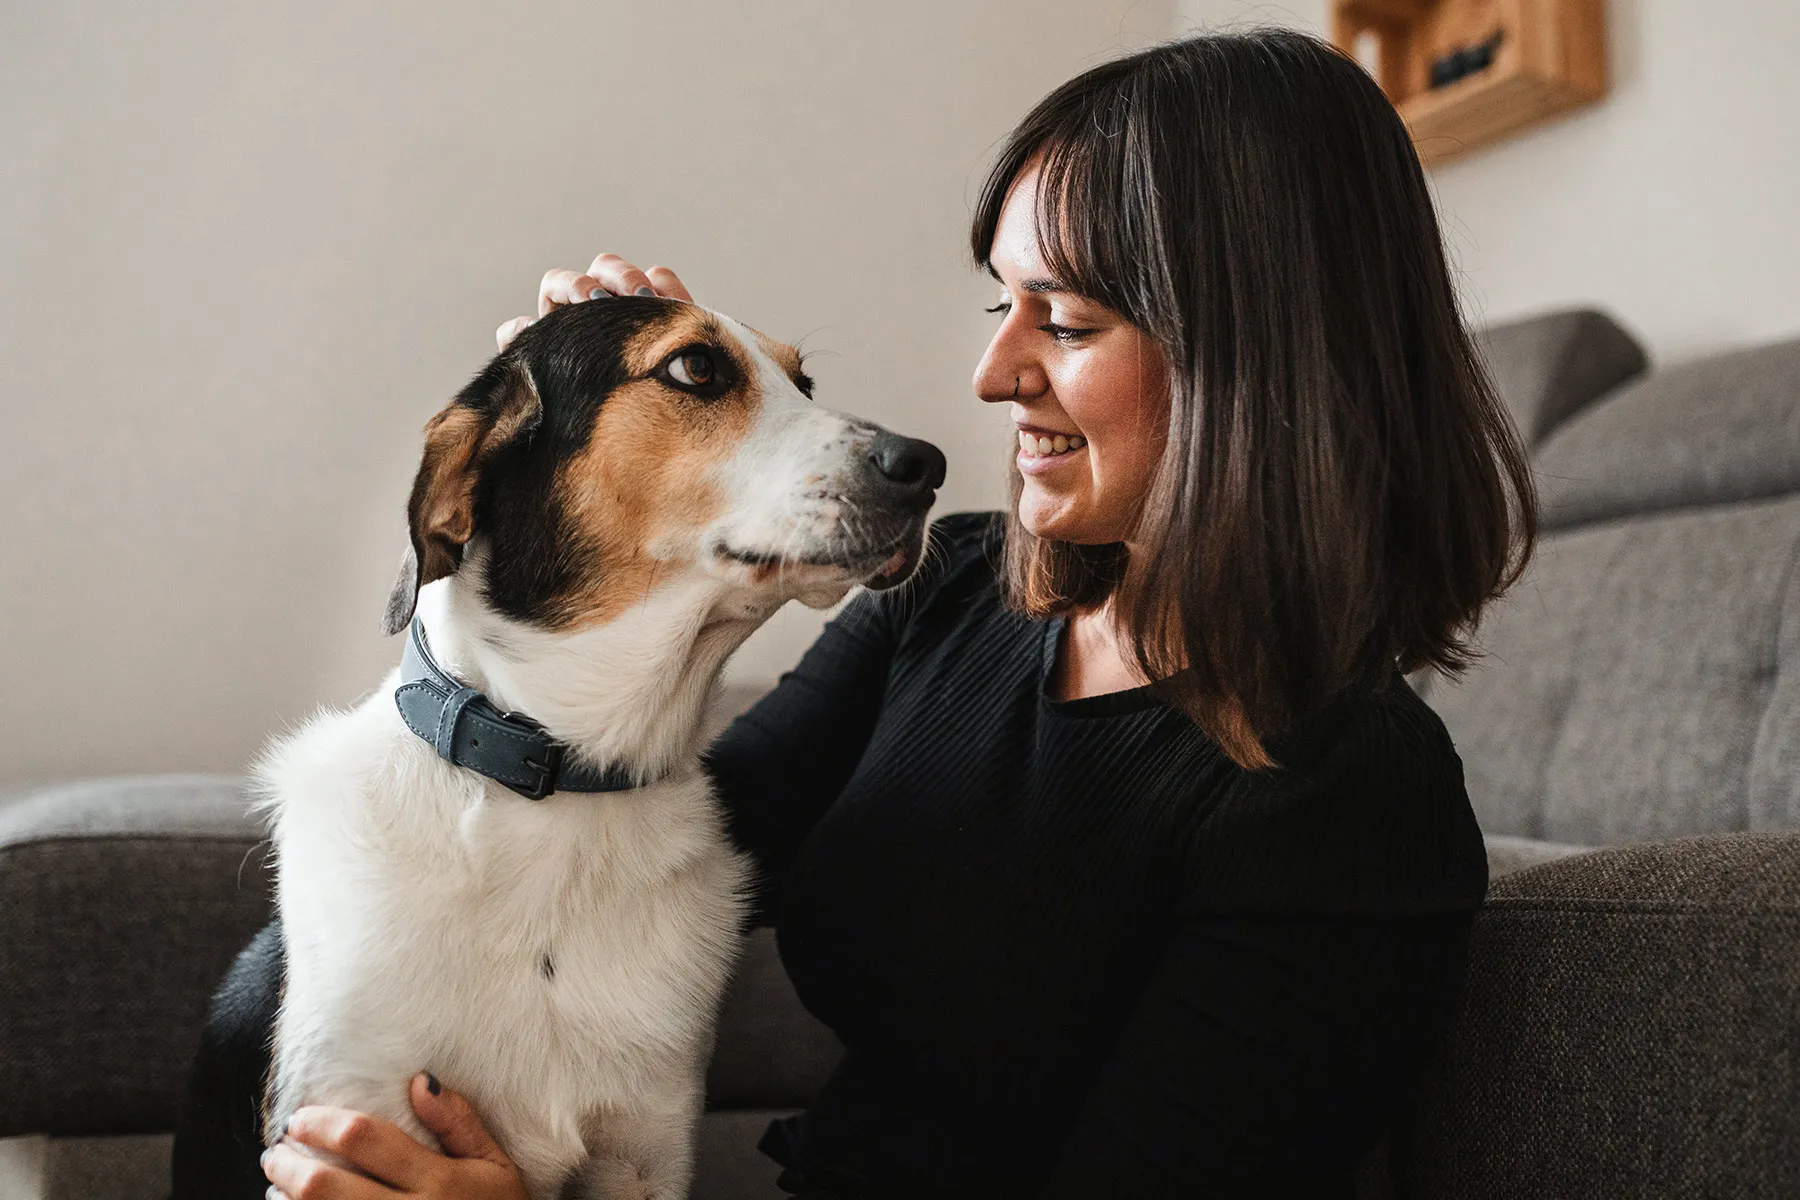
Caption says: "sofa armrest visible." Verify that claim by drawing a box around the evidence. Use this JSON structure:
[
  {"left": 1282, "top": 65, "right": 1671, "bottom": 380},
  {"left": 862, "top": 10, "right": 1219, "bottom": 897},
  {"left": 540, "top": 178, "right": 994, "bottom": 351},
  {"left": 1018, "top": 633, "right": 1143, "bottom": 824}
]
[
  {"left": 1392, "top": 833, "right": 1800, "bottom": 1198},
  {"left": 0, "top": 776, "right": 271, "bottom": 1137}
]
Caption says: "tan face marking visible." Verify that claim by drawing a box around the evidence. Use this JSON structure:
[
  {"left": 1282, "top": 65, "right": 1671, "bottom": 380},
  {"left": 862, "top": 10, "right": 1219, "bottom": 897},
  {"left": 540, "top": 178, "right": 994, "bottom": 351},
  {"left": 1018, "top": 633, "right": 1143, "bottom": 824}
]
[{"left": 548, "top": 309, "right": 767, "bottom": 628}]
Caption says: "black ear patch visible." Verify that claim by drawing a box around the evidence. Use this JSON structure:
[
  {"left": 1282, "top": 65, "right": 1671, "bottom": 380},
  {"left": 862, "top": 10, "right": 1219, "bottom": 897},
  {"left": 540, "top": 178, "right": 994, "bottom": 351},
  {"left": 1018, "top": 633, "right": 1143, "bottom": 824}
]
[
  {"left": 382, "top": 298, "right": 692, "bottom": 634},
  {"left": 380, "top": 356, "right": 543, "bottom": 635}
]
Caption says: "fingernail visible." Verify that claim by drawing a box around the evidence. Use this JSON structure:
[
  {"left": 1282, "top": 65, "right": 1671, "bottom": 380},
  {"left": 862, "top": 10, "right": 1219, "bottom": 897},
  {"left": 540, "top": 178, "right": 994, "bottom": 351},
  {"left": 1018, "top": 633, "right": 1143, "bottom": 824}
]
[
  {"left": 426, "top": 1071, "right": 442, "bottom": 1096},
  {"left": 589, "top": 288, "right": 608, "bottom": 301},
  {"left": 634, "top": 286, "right": 655, "bottom": 297}
]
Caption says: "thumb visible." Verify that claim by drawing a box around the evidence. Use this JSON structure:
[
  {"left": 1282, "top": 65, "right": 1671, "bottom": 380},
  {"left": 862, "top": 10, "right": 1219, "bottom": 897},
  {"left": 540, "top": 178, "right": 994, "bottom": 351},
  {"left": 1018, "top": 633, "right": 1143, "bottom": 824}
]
[{"left": 409, "top": 1073, "right": 511, "bottom": 1164}]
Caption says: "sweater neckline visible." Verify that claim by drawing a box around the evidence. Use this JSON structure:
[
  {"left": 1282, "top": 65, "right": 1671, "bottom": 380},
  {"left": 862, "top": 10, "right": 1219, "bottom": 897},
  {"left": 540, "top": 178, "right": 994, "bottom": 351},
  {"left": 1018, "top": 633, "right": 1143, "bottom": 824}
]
[
  {"left": 1037, "top": 615, "right": 1166, "bottom": 719},
  {"left": 1035, "top": 613, "right": 1395, "bottom": 758}
]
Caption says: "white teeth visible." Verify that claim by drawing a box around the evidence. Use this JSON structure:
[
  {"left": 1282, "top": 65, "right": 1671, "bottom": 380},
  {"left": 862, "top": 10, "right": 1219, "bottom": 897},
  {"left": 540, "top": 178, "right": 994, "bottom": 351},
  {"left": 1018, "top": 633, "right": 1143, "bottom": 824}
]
[{"left": 1018, "top": 431, "right": 1087, "bottom": 459}]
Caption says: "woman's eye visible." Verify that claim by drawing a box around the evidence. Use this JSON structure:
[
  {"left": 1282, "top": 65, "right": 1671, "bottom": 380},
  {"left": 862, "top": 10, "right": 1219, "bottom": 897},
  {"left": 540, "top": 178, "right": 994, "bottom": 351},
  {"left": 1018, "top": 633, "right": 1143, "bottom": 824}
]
[
  {"left": 1039, "top": 322, "right": 1096, "bottom": 345},
  {"left": 666, "top": 349, "right": 716, "bottom": 388},
  {"left": 984, "top": 302, "right": 1012, "bottom": 315}
]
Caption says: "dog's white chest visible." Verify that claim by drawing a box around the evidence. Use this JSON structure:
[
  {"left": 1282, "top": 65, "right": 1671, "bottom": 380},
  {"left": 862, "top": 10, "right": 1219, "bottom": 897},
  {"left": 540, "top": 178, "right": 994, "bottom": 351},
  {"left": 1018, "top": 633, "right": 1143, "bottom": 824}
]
[{"left": 265, "top": 706, "right": 747, "bottom": 1197}]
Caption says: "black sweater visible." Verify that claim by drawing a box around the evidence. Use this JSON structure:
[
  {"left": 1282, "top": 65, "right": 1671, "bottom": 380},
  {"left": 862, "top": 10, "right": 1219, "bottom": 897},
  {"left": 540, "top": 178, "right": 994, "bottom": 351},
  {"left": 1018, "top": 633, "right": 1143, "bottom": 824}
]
[{"left": 703, "top": 512, "right": 1488, "bottom": 1199}]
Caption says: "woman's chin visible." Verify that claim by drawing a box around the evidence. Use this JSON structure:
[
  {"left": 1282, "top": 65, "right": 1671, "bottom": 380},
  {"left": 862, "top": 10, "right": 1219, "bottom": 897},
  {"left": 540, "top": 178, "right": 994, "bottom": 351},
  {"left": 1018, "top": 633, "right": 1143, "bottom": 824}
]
[
  {"left": 1016, "top": 483, "right": 1132, "bottom": 546},
  {"left": 1017, "top": 489, "right": 1089, "bottom": 543}
]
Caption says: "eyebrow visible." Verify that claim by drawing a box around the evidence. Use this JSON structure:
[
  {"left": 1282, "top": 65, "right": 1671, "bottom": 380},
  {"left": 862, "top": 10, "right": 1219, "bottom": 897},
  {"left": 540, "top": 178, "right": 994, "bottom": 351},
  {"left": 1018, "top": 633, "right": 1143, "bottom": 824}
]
[{"left": 983, "top": 264, "right": 1070, "bottom": 294}]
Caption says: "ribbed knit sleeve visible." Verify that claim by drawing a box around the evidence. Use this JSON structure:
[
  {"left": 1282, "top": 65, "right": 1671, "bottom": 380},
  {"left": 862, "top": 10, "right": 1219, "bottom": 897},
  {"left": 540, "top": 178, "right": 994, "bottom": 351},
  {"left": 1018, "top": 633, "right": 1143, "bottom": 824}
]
[{"left": 703, "top": 513, "right": 996, "bottom": 923}]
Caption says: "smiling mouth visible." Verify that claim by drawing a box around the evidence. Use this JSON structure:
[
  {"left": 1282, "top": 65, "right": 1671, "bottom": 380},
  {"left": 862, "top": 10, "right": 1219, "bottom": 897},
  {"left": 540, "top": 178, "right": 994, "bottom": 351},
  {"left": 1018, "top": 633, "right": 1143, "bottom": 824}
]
[{"left": 1017, "top": 430, "right": 1087, "bottom": 459}]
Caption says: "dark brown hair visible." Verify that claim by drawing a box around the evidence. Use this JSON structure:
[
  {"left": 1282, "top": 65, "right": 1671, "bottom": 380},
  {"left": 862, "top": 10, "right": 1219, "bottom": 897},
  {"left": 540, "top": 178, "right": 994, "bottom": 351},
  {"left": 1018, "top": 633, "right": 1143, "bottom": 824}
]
[{"left": 971, "top": 29, "right": 1537, "bottom": 770}]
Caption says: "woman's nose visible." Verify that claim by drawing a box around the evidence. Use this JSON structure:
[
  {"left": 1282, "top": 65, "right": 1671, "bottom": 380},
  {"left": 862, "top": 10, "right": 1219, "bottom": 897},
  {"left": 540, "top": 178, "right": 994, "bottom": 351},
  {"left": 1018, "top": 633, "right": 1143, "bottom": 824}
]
[{"left": 973, "top": 336, "right": 1042, "bottom": 405}]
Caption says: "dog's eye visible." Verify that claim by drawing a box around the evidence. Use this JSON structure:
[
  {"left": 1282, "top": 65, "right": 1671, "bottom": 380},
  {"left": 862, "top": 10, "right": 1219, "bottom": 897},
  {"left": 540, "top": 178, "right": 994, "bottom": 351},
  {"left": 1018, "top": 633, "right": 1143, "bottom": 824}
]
[
  {"left": 671, "top": 351, "right": 713, "bottom": 386},
  {"left": 658, "top": 346, "right": 726, "bottom": 395}
]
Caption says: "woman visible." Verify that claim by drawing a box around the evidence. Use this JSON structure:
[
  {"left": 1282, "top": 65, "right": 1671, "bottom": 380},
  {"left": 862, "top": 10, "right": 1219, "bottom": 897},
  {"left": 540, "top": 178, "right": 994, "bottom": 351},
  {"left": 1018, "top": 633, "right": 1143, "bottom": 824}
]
[{"left": 258, "top": 28, "right": 1533, "bottom": 1200}]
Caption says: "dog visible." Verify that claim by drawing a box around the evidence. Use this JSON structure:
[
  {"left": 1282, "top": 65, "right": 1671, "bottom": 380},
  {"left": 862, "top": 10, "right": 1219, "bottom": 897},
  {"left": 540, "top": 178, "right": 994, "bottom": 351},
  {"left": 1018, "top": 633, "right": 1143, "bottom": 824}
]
[{"left": 176, "top": 294, "right": 943, "bottom": 1200}]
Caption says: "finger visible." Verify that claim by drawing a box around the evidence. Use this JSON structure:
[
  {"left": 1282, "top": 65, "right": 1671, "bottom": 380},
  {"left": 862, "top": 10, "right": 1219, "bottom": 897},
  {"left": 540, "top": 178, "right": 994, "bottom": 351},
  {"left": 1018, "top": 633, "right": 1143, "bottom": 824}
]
[
  {"left": 410, "top": 1073, "right": 513, "bottom": 1166},
  {"left": 282, "top": 1106, "right": 439, "bottom": 1192},
  {"left": 644, "top": 266, "right": 693, "bottom": 303},
  {"left": 262, "top": 1141, "right": 392, "bottom": 1200},
  {"left": 585, "top": 253, "right": 657, "bottom": 299},
  {"left": 495, "top": 315, "right": 533, "bottom": 350},
  {"left": 538, "top": 269, "right": 608, "bottom": 316}
]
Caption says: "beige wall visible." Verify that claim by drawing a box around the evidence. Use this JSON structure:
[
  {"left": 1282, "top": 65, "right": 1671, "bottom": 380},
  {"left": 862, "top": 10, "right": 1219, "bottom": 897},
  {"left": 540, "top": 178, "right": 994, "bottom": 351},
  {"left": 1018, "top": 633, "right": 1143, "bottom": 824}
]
[
  {"left": 0, "top": 1, "right": 1171, "bottom": 785},
  {"left": 10, "top": 0, "right": 1796, "bottom": 786},
  {"left": 1176, "top": 0, "right": 1800, "bottom": 361}
]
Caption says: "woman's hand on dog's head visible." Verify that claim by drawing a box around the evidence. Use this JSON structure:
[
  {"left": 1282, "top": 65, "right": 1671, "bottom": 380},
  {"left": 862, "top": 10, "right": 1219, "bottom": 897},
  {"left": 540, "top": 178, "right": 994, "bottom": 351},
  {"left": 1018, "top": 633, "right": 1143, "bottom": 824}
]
[
  {"left": 496, "top": 253, "right": 694, "bottom": 349},
  {"left": 262, "top": 1073, "right": 528, "bottom": 1200}
]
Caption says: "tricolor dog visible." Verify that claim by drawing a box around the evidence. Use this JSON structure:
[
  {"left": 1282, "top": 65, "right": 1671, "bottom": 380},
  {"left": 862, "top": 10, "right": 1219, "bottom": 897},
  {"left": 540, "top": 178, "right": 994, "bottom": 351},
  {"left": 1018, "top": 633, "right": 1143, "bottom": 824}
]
[{"left": 180, "top": 296, "right": 942, "bottom": 1199}]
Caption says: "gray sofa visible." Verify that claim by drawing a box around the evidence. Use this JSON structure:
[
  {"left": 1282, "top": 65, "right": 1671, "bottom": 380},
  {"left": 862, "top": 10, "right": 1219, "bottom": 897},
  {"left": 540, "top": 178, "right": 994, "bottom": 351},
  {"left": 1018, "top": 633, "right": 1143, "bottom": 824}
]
[{"left": 4, "top": 309, "right": 1799, "bottom": 1198}]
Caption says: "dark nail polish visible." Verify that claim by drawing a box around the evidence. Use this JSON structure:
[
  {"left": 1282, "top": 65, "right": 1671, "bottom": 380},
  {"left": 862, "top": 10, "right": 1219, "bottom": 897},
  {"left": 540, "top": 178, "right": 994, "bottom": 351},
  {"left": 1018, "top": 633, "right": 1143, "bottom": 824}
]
[
  {"left": 589, "top": 288, "right": 608, "bottom": 301},
  {"left": 634, "top": 286, "right": 655, "bottom": 297},
  {"left": 426, "top": 1072, "right": 442, "bottom": 1096}
]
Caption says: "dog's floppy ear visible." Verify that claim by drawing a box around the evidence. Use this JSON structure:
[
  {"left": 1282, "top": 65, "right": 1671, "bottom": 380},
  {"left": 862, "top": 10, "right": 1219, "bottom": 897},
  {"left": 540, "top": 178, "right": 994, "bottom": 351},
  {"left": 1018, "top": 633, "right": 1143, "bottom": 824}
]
[{"left": 381, "top": 355, "right": 543, "bottom": 635}]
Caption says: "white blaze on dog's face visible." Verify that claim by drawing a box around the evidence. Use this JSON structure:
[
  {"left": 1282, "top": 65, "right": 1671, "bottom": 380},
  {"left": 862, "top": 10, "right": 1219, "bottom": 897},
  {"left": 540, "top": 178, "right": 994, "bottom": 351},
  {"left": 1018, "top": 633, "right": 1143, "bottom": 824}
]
[{"left": 382, "top": 297, "right": 943, "bottom": 636}]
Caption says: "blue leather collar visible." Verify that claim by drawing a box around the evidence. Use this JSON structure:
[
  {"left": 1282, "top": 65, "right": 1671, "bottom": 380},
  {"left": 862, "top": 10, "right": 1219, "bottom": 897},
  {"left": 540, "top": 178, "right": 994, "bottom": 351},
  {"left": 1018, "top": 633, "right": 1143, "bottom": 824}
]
[{"left": 395, "top": 617, "right": 641, "bottom": 799}]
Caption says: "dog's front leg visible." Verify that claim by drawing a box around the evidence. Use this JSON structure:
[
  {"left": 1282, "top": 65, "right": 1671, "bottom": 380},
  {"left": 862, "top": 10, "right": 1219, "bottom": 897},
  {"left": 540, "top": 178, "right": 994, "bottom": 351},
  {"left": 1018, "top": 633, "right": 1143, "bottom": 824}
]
[{"left": 570, "top": 1083, "right": 703, "bottom": 1200}]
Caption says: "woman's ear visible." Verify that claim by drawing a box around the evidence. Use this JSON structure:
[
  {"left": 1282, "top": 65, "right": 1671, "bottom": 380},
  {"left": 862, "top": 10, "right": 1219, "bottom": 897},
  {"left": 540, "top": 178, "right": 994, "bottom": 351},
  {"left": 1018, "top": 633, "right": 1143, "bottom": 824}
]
[{"left": 381, "top": 356, "right": 543, "bottom": 635}]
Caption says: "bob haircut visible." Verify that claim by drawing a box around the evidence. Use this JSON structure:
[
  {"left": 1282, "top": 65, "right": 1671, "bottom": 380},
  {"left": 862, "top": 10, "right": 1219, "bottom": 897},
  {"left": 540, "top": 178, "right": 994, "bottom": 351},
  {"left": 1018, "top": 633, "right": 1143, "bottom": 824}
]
[{"left": 971, "top": 29, "right": 1538, "bottom": 771}]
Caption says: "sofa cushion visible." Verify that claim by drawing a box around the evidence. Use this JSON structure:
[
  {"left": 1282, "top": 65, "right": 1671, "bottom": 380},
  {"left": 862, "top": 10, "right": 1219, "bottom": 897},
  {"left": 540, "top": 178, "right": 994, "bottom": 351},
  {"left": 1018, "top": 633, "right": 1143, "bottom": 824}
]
[
  {"left": 706, "top": 927, "right": 842, "bottom": 1109},
  {"left": 1474, "top": 308, "right": 1648, "bottom": 447},
  {"left": 1422, "top": 490, "right": 1800, "bottom": 844},
  {"left": 1391, "top": 833, "right": 1800, "bottom": 1198},
  {"left": 1536, "top": 336, "right": 1800, "bottom": 531},
  {"left": 1482, "top": 835, "right": 1590, "bottom": 880},
  {"left": 694, "top": 1110, "right": 794, "bottom": 1200},
  {"left": 0, "top": 776, "right": 273, "bottom": 1138}
]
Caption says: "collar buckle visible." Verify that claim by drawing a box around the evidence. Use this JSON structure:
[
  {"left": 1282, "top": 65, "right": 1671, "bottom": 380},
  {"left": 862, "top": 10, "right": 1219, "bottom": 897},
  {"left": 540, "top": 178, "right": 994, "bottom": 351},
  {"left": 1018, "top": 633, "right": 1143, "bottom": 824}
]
[
  {"left": 514, "top": 743, "right": 563, "bottom": 800},
  {"left": 502, "top": 711, "right": 562, "bottom": 800}
]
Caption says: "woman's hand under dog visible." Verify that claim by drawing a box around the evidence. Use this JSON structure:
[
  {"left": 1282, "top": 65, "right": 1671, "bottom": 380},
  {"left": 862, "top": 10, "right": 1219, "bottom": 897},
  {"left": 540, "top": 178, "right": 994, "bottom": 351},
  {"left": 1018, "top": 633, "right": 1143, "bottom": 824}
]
[
  {"left": 262, "top": 1073, "right": 528, "bottom": 1200},
  {"left": 496, "top": 253, "right": 693, "bottom": 349}
]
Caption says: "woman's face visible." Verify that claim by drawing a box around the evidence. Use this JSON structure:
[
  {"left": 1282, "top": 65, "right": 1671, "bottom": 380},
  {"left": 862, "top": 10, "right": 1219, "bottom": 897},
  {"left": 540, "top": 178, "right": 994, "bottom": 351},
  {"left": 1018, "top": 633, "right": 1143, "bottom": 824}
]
[{"left": 974, "top": 165, "right": 1170, "bottom": 546}]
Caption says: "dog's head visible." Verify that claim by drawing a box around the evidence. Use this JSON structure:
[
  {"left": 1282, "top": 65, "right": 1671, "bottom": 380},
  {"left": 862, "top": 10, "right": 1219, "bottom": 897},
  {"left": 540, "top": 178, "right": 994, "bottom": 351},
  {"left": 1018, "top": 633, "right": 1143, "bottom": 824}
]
[{"left": 382, "top": 297, "right": 944, "bottom": 636}]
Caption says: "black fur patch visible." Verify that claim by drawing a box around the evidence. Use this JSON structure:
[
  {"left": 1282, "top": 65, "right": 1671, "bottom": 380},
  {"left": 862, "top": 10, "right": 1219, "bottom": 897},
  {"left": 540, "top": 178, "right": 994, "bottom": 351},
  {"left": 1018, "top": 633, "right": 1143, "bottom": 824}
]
[
  {"left": 171, "top": 919, "right": 285, "bottom": 1198},
  {"left": 465, "top": 299, "right": 674, "bottom": 626}
]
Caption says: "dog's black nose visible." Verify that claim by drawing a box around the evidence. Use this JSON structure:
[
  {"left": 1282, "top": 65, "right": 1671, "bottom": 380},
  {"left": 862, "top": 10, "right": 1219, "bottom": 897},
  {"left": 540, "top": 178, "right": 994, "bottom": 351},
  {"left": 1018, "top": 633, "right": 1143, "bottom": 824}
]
[{"left": 868, "top": 432, "right": 947, "bottom": 494}]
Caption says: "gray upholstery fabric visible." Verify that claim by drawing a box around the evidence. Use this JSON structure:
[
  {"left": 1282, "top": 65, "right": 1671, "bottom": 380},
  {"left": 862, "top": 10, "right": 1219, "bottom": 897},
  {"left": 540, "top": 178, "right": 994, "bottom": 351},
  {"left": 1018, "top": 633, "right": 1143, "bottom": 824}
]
[
  {"left": 693, "top": 1110, "right": 794, "bottom": 1200},
  {"left": 707, "top": 928, "right": 842, "bottom": 1108},
  {"left": 39, "top": 1134, "right": 171, "bottom": 1200},
  {"left": 1475, "top": 308, "right": 1649, "bottom": 446},
  {"left": 1390, "top": 833, "right": 1800, "bottom": 1199},
  {"left": 1482, "top": 834, "right": 1591, "bottom": 879},
  {"left": 0, "top": 777, "right": 273, "bottom": 1137},
  {"left": 1536, "top": 336, "right": 1800, "bottom": 531},
  {"left": 1425, "top": 491, "right": 1800, "bottom": 843}
]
